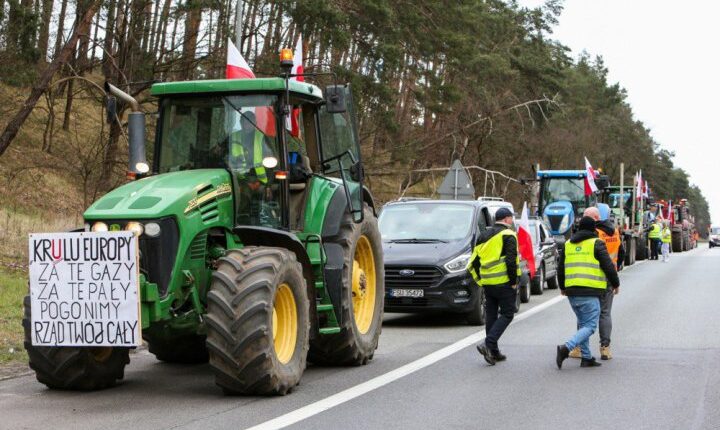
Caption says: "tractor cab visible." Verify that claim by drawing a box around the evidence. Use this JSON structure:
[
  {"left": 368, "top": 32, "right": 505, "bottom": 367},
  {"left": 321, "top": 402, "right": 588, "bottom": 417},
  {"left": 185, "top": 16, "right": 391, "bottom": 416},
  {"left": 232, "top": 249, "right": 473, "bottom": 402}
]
[
  {"left": 149, "top": 77, "right": 364, "bottom": 231},
  {"left": 537, "top": 170, "right": 609, "bottom": 238}
]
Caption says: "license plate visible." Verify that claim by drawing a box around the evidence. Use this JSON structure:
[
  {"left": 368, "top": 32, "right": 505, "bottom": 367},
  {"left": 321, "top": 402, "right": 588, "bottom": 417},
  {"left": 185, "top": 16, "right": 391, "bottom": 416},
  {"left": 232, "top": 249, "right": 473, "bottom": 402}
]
[{"left": 390, "top": 289, "right": 424, "bottom": 298}]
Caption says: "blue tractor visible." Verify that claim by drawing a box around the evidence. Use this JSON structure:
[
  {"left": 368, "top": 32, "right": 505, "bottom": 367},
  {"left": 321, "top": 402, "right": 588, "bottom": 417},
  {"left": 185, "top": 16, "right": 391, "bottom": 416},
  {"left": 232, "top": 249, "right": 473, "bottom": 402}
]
[{"left": 537, "top": 170, "right": 609, "bottom": 239}]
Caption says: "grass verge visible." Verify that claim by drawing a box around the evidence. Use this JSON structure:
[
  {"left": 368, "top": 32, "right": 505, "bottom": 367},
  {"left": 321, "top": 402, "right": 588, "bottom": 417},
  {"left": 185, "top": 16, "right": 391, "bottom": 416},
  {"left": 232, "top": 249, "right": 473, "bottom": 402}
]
[{"left": 0, "top": 268, "right": 27, "bottom": 367}]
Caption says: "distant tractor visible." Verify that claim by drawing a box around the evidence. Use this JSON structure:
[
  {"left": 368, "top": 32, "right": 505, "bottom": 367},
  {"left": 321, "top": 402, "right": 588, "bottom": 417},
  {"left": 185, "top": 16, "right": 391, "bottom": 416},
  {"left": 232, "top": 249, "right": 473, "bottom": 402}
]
[
  {"left": 671, "top": 199, "right": 695, "bottom": 252},
  {"left": 536, "top": 170, "right": 609, "bottom": 239},
  {"left": 23, "top": 50, "right": 384, "bottom": 395}
]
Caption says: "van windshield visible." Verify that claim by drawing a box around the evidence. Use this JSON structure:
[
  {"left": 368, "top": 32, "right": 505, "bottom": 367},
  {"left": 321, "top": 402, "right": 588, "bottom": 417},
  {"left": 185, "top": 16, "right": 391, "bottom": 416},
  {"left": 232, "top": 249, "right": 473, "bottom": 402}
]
[{"left": 379, "top": 203, "right": 474, "bottom": 241}]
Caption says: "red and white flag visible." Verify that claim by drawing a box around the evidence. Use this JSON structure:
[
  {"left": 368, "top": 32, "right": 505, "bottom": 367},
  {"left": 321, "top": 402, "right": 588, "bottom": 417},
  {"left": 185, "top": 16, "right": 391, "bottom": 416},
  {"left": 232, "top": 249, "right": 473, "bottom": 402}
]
[
  {"left": 636, "top": 171, "right": 643, "bottom": 201},
  {"left": 226, "top": 38, "right": 276, "bottom": 136},
  {"left": 584, "top": 157, "right": 598, "bottom": 196},
  {"left": 287, "top": 36, "right": 304, "bottom": 137},
  {"left": 643, "top": 180, "right": 649, "bottom": 198},
  {"left": 226, "top": 38, "right": 255, "bottom": 79},
  {"left": 517, "top": 202, "right": 536, "bottom": 278},
  {"left": 667, "top": 200, "right": 673, "bottom": 224}
]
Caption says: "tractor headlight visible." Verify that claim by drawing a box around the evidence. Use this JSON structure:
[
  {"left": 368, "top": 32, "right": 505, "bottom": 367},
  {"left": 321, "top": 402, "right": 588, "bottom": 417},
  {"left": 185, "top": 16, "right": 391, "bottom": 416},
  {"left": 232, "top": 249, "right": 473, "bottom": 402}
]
[
  {"left": 91, "top": 221, "right": 108, "bottom": 232},
  {"left": 125, "top": 221, "right": 144, "bottom": 236},
  {"left": 144, "top": 222, "right": 161, "bottom": 237},
  {"left": 559, "top": 214, "right": 570, "bottom": 232},
  {"left": 445, "top": 253, "right": 472, "bottom": 273}
]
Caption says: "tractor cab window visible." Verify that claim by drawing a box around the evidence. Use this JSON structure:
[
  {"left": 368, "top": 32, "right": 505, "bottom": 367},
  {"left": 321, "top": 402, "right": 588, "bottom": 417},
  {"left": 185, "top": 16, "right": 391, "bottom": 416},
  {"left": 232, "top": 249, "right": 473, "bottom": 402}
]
[
  {"left": 541, "top": 178, "right": 589, "bottom": 214},
  {"left": 157, "top": 95, "right": 283, "bottom": 228},
  {"left": 318, "top": 86, "right": 364, "bottom": 222}
]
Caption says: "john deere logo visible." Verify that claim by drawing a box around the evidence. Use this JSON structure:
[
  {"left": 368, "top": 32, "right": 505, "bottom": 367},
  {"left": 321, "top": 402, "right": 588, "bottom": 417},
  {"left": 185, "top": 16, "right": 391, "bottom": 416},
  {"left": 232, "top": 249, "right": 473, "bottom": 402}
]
[
  {"left": 575, "top": 246, "right": 582, "bottom": 252},
  {"left": 399, "top": 269, "right": 415, "bottom": 276}
]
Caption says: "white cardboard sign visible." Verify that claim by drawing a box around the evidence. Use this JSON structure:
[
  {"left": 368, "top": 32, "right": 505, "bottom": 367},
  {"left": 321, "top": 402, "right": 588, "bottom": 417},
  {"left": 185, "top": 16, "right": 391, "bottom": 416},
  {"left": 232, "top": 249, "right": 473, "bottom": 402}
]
[{"left": 28, "top": 231, "right": 141, "bottom": 347}]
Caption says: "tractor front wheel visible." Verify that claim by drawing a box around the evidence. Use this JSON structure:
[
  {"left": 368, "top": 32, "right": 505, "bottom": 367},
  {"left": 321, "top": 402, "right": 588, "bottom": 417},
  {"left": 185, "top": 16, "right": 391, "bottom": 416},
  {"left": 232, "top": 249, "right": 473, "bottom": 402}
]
[
  {"left": 309, "top": 204, "right": 384, "bottom": 366},
  {"left": 206, "top": 247, "right": 309, "bottom": 395},
  {"left": 22, "top": 296, "right": 130, "bottom": 390}
]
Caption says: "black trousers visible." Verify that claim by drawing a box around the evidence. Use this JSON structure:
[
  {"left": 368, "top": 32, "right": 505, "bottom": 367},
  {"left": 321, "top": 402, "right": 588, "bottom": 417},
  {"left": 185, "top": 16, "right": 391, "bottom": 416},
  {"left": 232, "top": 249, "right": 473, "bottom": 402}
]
[
  {"left": 650, "top": 238, "right": 661, "bottom": 260},
  {"left": 484, "top": 285, "right": 517, "bottom": 352}
]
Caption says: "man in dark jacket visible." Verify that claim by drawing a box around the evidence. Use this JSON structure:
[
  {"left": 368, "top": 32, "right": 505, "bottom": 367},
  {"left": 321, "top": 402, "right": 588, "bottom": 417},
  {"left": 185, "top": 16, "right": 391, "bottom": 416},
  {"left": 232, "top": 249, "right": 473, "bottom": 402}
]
[
  {"left": 556, "top": 216, "right": 620, "bottom": 369},
  {"left": 468, "top": 208, "right": 520, "bottom": 365}
]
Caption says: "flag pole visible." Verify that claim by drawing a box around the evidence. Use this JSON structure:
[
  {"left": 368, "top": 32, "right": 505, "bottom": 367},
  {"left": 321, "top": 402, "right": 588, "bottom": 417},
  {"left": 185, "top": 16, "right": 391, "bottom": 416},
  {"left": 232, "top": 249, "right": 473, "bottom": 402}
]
[{"left": 234, "top": 0, "right": 244, "bottom": 49}]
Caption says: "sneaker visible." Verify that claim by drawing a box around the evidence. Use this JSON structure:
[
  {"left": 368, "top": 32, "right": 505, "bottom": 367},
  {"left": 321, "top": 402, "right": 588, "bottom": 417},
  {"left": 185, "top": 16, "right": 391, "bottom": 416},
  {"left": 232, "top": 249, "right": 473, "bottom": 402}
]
[
  {"left": 580, "top": 357, "right": 602, "bottom": 367},
  {"left": 569, "top": 347, "right": 582, "bottom": 359},
  {"left": 600, "top": 346, "right": 612, "bottom": 360},
  {"left": 492, "top": 351, "right": 507, "bottom": 362},
  {"left": 476, "top": 343, "right": 496, "bottom": 365},
  {"left": 556, "top": 345, "right": 569, "bottom": 369}
]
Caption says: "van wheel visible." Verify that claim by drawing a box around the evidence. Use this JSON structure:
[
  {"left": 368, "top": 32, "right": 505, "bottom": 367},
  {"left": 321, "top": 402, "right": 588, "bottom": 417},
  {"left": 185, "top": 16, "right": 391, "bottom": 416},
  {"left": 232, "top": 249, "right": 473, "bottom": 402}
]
[
  {"left": 530, "top": 266, "right": 544, "bottom": 295},
  {"left": 466, "top": 288, "right": 485, "bottom": 326}
]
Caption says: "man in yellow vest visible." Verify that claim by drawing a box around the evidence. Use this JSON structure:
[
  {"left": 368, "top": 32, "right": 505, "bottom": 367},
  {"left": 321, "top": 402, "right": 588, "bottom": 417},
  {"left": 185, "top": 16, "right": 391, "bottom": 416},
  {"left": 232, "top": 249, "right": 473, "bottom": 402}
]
[
  {"left": 230, "top": 111, "right": 270, "bottom": 185},
  {"left": 569, "top": 207, "right": 624, "bottom": 360},
  {"left": 556, "top": 216, "right": 620, "bottom": 369},
  {"left": 661, "top": 220, "right": 672, "bottom": 262},
  {"left": 647, "top": 218, "right": 662, "bottom": 260},
  {"left": 468, "top": 208, "right": 521, "bottom": 365}
]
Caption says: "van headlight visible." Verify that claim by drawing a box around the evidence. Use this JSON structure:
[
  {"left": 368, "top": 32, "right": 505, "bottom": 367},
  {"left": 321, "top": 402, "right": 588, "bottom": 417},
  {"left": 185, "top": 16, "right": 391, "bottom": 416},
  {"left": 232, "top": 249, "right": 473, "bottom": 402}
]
[{"left": 444, "top": 253, "right": 472, "bottom": 273}]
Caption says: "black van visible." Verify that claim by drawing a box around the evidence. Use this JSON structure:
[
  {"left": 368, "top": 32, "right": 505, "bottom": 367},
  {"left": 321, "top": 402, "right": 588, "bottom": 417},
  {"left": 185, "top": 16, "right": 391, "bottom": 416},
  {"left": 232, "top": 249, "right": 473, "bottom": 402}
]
[{"left": 379, "top": 198, "right": 530, "bottom": 325}]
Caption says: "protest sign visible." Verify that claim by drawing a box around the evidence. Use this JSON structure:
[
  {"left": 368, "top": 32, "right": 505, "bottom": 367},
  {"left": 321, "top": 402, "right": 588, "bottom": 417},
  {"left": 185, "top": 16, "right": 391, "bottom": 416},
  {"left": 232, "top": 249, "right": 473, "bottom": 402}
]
[{"left": 28, "top": 231, "right": 141, "bottom": 346}]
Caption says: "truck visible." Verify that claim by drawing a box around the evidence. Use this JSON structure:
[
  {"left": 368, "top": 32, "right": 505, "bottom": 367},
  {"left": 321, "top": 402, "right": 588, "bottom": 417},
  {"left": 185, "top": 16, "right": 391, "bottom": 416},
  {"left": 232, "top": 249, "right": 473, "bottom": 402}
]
[
  {"left": 536, "top": 169, "right": 609, "bottom": 239},
  {"left": 22, "top": 50, "right": 385, "bottom": 395}
]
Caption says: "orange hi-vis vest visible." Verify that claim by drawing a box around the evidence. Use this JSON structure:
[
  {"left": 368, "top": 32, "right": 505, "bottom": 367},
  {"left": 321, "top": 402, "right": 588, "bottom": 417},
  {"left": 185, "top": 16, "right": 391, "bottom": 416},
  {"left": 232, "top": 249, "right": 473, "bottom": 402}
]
[{"left": 597, "top": 227, "right": 621, "bottom": 268}]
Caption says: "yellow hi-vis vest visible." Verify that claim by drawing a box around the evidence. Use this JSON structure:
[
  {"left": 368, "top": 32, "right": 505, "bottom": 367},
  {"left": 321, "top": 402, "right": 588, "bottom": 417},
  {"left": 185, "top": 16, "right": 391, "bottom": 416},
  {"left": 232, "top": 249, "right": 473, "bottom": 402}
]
[
  {"left": 231, "top": 131, "right": 267, "bottom": 183},
  {"left": 661, "top": 227, "right": 672, "bottom": 243},
  {"left": 648, "top": 223, "right": 661, "bottom": 239},
  {"left": 467, "top": 229, "right": 521, "bottom": 287},
  {"left": 564, "top": 238, "right": 607, "bottom": 290}
]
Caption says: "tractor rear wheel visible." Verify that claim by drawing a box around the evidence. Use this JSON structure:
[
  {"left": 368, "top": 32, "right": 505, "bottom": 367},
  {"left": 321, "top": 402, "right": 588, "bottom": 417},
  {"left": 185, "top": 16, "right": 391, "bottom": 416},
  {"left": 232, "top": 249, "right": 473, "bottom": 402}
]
[
  {"left": 22, "top": 296, "right": 130, "bottom": 390},
  {"left": 206, "top": 247, "right": 309, "bottom": 395},
  {"left": 146, "top": 331, "right": 208, "bottom": 364},
  {"left": 309, "top": 205, "right": 384, "bottom": 366}
]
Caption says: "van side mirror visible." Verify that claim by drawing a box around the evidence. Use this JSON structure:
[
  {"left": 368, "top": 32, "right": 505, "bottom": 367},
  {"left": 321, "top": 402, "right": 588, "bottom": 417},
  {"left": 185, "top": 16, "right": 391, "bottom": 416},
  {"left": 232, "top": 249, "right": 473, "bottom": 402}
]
[{"left": 325, "top": 85, "right": 347, "bottom": 113}]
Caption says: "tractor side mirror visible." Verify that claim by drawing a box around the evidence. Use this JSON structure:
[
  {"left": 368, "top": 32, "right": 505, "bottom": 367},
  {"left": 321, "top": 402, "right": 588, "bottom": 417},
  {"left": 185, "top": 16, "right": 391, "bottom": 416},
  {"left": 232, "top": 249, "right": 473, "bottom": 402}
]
[
  {"left": 596, "top": 175, "right": 610, "bottom": 190},
  {"left": 106, "top": 96, "right": 117, "bottom": 124},
  {"left": 325, "top": 85, "right": 347, "bottom": 114},
  {"left": 349, "top": 161, "right": 364, "bottom": 182}
]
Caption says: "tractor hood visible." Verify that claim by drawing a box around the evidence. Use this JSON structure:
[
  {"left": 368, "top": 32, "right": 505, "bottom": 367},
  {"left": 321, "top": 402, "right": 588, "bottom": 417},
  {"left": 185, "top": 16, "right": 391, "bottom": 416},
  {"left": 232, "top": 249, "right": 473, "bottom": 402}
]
[
  {"left": 85, "top": 169, "right": 232, "bottom": 220},
  {"left": 543, "top": 200, "right": 575, "bottom": 236}
]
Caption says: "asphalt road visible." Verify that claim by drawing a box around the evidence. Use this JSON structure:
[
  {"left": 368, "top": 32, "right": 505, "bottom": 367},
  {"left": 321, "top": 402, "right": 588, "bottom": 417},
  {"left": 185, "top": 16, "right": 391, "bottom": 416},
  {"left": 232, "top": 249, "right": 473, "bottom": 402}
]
[{"left": 2, "top": 246, "right": 719, "bottom": 430}]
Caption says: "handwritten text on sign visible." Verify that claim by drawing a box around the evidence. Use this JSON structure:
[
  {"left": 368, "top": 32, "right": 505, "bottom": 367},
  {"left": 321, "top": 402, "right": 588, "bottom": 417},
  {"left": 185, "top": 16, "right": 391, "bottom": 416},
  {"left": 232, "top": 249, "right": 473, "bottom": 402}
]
[{"left": 29, "top": 231, "right": 141, "bottom": 346}]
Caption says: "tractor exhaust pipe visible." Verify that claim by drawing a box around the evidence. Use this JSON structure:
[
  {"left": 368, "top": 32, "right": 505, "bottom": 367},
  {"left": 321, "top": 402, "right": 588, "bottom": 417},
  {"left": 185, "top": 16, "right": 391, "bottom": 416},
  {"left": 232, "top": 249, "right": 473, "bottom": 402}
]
[{"left": 104, "top": 82, "right": 149, "bottom": 175}]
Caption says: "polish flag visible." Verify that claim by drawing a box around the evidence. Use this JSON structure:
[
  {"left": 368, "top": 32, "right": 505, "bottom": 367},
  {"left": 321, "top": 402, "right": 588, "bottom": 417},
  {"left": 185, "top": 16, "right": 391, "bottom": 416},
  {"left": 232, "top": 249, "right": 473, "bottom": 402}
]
[
  {"left": 517, "top": 202, "right": 536, "bottom": 279},
  {"left": 584, "top": 157, "right": 598, "bottom": 196},
  {"left": 636, "top": 171, "right": 643, "bottom": 201},
  {"left": 226, "top": 38, "right": 255, "bottom": 79},
  {"left": 225, "top": 38, "right": 276, "bottom": 136},
  {"left": 643, "top": 180, "right": 649, "bottom": 198},
  {"left": 667, "top": 200, "right": 674, "bottom": 224},
  {"left": 287, "top": 36, "right": 304, "bottom": 137}
]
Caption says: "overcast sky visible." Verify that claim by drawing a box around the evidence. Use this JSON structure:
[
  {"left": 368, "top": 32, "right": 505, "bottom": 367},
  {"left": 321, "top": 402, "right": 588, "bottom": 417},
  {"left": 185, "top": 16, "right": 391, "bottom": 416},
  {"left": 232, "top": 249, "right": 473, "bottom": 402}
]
[{"left": 518, "top": 0, "right": 719, "bottom": 224}]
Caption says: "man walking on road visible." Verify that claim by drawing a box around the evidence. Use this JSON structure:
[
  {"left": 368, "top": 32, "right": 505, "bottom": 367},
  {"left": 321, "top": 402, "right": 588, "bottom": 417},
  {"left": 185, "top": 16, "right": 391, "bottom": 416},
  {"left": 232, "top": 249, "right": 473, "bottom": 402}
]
[
  {"left": 569, "top": 207, "right": 624, "bottom": 361},
  {"left": 648, "top": 219, "right": 662, "bottom": 260},
  {"left": 468, "top": 207, "right": 520, "bottom": 366},
  {"left": 556, "top": 216, "right": 620, "bottom": 369},
  {"left": 661, "top": 221, "right": 672, "bottom": 262}
]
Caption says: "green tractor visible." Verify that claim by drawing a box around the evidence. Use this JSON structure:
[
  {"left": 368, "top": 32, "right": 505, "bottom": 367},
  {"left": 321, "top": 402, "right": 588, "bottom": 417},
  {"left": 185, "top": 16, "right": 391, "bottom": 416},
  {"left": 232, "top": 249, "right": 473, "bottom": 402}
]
[{"left": 23, "top": 53, "right": 384, "bottom": 395}]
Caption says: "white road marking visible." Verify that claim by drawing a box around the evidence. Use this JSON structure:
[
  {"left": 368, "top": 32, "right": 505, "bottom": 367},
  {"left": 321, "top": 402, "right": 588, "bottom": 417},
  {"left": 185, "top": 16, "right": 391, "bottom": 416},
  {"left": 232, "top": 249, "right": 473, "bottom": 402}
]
[{"left": 246, "top": 260, "right": 645, "bottom": 430}]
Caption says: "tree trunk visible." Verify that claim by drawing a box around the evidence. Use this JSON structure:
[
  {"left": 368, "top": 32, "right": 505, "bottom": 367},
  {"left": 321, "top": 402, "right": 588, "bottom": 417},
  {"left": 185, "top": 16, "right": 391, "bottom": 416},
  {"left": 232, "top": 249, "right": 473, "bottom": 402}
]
[
  {"left": 0, "top": 0, "right": 101, "bottom": 157},
  {"left": 101, "top": 0, "right": 116, "bottom": 76},
  {"left": 53, "top": 0, "right": 69, "bottom": 58},
  {"left": 182, "top": 1, "right": 202, "bottom": 80},
  {"left": 36, "top": 0, "right": 54, "bottom": 66}
]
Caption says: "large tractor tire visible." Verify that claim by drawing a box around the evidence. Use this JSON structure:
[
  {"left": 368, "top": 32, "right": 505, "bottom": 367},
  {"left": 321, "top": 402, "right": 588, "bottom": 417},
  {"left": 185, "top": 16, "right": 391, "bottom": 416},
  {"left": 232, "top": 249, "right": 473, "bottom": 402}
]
[
  {"left": 636, "top": 237, "right": 648, "bottom": 261},
  {"left": 672, "top": 231, "right": 683, "bottom": 253},
  {"left": 309, "top": 205, "right": 384, "bottom": 366},
  {"left": 22, "top": 296, "right": 130, "bottom": 390},
  {"left": 146, "top": 331, "right": 208, "bottom": 364},
  {"left": 206, "top": 247, "right": 310, "bottom": 395}
]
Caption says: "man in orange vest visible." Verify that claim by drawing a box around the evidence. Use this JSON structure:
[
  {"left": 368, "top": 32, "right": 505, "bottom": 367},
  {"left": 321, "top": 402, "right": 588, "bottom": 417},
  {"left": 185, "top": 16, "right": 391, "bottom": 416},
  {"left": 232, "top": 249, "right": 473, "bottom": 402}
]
[{"left": 569, "top": 206, "right": 624, "bottom": 361}]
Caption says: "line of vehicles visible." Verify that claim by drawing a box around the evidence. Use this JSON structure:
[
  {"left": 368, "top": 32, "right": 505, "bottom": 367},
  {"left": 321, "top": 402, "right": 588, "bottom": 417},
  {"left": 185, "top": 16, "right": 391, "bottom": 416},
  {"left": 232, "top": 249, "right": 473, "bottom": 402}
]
[{"left": 379, "top": 165, "right": 700, "bottom": 324}]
